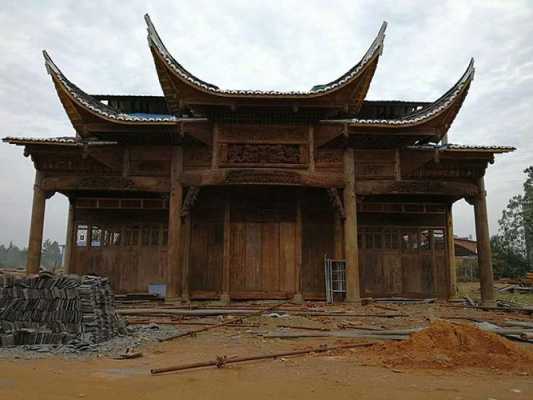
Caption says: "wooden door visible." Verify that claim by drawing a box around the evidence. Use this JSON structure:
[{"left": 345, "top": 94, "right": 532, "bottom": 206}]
[{"left": 229, "top": 188, "right": 297, "bottom": 299}]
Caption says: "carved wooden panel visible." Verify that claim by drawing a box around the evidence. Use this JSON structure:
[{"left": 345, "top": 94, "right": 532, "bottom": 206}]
[
  {"left": 404, "top": 160, "right": 486, "bottom": 179},
  {"left": 36, "top": 156, "right": 113, "bottom": 174},
  {"left": 219, "top": 143, "right": 306, "bottom": 167},
  {"left": 219, "top": 123, "right": 307, "bottom": 143},
  {"left": 225, "top": 170, "right": 302, "bottom": 185}
]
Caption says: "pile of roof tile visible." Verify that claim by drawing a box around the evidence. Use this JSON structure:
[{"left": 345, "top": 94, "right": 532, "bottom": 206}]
[{"left": 0, "top": 272, "right": 126, "bottom": 347}]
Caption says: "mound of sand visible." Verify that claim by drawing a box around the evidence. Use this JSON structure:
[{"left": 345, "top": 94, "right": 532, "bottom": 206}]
[{"left": 368, "top": 320, "right": 533, "bottom": 370}]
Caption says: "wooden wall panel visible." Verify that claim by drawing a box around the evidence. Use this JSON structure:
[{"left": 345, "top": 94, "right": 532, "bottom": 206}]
[
  {"left": 301, "top": 189, "right": 334, "bottom": 298},
  {"left": 71, "top": 247, "right": 166, "bottom": 293},
  {"left": 279, "top": 222, "right": 296, "bottom": 293},
  {"left": 189, "top": 205, "right": 224, "bottom": 296},
  {"left": 359, "top": 222, "right": 449, "bottom": 299}
]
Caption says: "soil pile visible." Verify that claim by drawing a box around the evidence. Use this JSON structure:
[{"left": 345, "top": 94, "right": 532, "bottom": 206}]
[{"left": 368, "top": 320, "right": 533, "bottom": 370}]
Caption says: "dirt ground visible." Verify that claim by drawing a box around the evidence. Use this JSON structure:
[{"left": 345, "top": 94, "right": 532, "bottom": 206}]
[{"left": 1, "top": 296, "right": 533, "bottom": 400}]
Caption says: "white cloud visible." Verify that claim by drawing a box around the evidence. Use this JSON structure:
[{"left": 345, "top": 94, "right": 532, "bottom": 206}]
[{"left": 0, "top": 0, "right": 531, "bottom": 245}]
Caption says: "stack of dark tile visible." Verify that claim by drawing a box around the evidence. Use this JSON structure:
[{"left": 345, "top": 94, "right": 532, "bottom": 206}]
[{"left": 0, "top": 272, "right": 126, "bottom": 347}]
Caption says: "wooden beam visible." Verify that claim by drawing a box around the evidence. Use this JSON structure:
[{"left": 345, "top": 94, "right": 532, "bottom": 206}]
[
  {"left": 27, "top": 171, "right": 46, "bottom": 275},
  {"left": 474, "top": 177, "right": 496, "bottom": 306},
  {"left": 166, "top": 147, "right": 184, "bottom": 300},
  {"left": 355, "top": 180, "right": 480, "bottom": 197},
  {"left": 221, "top": 195, "right": 231, "bottom": 304},
  {"left": 40, "top": 175, "right": 170, "bottom": 193},
  {"left": 343, "top": 148, "right": 361, "bottom": 303},
  {"left": 181, "top": 169, "right": 344, "bottom": 188}
]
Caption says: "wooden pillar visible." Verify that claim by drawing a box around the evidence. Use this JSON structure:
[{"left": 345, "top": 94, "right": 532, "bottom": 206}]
[
  {"left": 474, "top": 177, "right": 496, "bottom": 306},
  {"left": 292, "top": 198, "right": 304, "bottom": 304},
  {"left": 343, "top": 148, "right": 361, "bottom": 303},
  {"left": 220, "top": 195, "right": 231, "bottom": 304},
  {"left": 181, "top": 213, "right": 192, "bottom": 302},
  {"left": 446, "top": 203, "right": 458, "bottom": 299},
  {"left": 166, "top": 147, "right": 183, "bottom": 300},
  {"left": 63, "top": 201, "right": 75, "bottom": 274},
  {"left": 27, "top": 171, "right": 46, "bottom": 275}
]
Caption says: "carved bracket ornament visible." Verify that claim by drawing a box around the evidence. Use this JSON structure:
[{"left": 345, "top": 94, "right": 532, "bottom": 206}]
[
  {"left": 327, "top": 188, "right": 345, "bottom": 219},
  {"left": 181, "top": 186, "right": 200, "bottom": 216}
]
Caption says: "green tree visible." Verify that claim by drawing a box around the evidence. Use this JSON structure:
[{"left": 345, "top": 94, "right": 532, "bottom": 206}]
[
  {"left": 41, "top": 239, "right": 62, "bottom": 271},
  {"left": 493, "top": 166, "right": 533, "bottom": 277}
]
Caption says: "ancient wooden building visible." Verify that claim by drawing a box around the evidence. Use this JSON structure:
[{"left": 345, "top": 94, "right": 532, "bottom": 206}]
[{"left": 4, "top": 16, "right": 514, "bottom": 305}]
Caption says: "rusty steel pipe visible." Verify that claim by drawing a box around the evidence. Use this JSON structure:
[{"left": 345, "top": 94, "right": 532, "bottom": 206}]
[{"left": 151, "top": 342, "right": 376, "bottom": 375}]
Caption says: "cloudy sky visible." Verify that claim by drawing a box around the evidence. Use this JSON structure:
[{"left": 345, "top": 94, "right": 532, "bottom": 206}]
[{"left": 0, "top": 0, "right": 532, "bottom": 247}]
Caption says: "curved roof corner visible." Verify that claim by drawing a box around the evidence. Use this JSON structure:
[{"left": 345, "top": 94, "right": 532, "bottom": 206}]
[{"left": 145, "top": 14, "right": 386, "bottom": 103}]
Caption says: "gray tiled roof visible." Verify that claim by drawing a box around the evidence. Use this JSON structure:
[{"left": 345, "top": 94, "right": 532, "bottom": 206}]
[
  {"left": 145, "top": 14, "right": 386, "bottom": 97},
  {"left": 321, "top": 59, "right": 475, "bottom": 128},
  {"left": 42, "top": 51, "right": 178, "bottom": 124}
]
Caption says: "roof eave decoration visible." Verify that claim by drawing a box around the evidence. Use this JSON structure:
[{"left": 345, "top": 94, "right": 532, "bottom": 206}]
[
  {"left": 408, "top": 143, "right": 515, "bottom": 154},
  {"left": 320, "top": 59, "right": 475, "bottom": 140},
  {"left": 2, "top": 136, "right": 118, "bottom": 147},
  {"left": 145, "top": 14, "right": 386, "bottom": 101},
  {"left": 42, "top": 51, "right": 179, "bottom": 127}
]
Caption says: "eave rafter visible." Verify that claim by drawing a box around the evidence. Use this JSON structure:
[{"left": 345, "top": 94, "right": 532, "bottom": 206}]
[{"left": 145, "top": 14, "right": 386, "bottom": 112}]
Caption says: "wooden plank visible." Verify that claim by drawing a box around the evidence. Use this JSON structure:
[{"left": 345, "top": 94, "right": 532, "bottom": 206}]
[
  {"left": 230, "top": 220, "right": 246, "bottom": 292},
  {"left": 262, "top": 221, "right": 280, "bottom": 292},
  {"left": 246, "top": 222, "right": 262, "bottom": 291},
  {"left": 279, "top": 221, "right": 296, "bottom": 294}
]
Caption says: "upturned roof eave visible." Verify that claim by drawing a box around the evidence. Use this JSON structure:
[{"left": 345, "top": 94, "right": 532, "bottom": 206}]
[
  {"left": 42, "top": 51, "right": 184, "bottom": 127},
  {"left": 319, "top": 59, "right": 475, "bottom": 131},
  {"left": 145, "top": 14, "right": 386, "bottom": 101}
]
